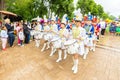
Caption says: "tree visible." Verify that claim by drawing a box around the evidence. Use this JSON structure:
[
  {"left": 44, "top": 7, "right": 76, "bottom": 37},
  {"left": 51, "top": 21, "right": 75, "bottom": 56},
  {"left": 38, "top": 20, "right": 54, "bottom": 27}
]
[
  {"left": 47, "top": 0, "right": 74, "bottom": 19},
  {"left": 77, "top": 0, "right": 105, "bottom": 18},
  {"left": 5, "top": 0, "right": 75, "bottom": 20}
]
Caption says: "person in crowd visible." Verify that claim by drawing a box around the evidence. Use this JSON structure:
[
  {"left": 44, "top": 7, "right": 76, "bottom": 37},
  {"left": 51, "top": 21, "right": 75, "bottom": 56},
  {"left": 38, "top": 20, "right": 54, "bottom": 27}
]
[
  {"left": 31, "top": 21, "right": 36, "bottom": 40},
  {"left": 99, "top": 19, "right": 107, "bottom": 37},
  {"left": 0, "top": 26, "right": 8, "bottom": 50},
  {"left": 23, "top": 21, "right": 31, "bottom": 44},
  {"left": 5, "top": 18, "right": 15, "bottom": 47},
  {"left": 18, "top": 28, "right": 24, "bottom": 47},
  {"left": 109, "top": 22, "right": 116, "bottom": 36},
  {"left": 15, "top": 22, "right": 23, "bottom": 45}
]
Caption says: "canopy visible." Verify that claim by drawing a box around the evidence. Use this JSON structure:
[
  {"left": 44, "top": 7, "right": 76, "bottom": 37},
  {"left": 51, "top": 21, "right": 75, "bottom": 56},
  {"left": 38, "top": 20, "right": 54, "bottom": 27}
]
[{"left": 0, "top": 10, "right": 17, "bottom": 16}]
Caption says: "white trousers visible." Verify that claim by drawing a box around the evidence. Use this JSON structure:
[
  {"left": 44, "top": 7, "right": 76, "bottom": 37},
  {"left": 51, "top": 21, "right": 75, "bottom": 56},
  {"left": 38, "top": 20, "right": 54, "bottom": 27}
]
[{"left": 1, "top": 38, "right": 7, "bottom": 49}]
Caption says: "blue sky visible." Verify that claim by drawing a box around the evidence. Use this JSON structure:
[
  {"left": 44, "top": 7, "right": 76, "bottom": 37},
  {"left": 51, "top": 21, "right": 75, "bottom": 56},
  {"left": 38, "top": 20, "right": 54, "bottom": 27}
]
[{"left": 74, "top": 0, "right": 120, "bottom": 17}]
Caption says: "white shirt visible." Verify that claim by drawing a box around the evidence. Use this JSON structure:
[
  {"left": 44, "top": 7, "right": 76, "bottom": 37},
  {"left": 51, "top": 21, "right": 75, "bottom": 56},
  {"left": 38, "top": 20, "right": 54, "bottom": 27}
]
[
  {"left": 0, "top": 30, "right": 8, "bottom": 38},
  {"left": 35, "top": 24, "right": 42, "bottom": 31},
  {"left": 19, "top": 31, "right": 24, "bottom": 40},
  {"left": 72, "top": 27, "right": 86, "bottom": 40},
  {"left": 51, "top": 24, "right": 58, "bottom": 33},
  {"left": 59, "top": 28, "right": 69, "bottom": 38},
  {"left": 44, "top": 25, "right": 50, "bottom": 31},
  {"left": 99, "top": 21, "right": 106, "bottom": 29}
]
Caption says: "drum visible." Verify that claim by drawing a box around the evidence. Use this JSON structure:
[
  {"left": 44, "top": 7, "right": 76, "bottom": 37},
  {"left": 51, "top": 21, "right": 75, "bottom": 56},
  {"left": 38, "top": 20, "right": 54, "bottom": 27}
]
[
  {"left": 50, "top": 36, "right": 60, "bottom": 42},
  {"left": 34, "top": 32, "right": 44, "bottom": 39},
  {"left": 64, "top": 39, "right": 77, "bottom": 46},
  {"left": 64, "top": 39, "right": 79, "bottom": 54},
  {"left": 50, "top": 36, "right": 62, "bottom": 48},
  {"left": 43, "top": 33, "right": 53, "bottom": 41}
]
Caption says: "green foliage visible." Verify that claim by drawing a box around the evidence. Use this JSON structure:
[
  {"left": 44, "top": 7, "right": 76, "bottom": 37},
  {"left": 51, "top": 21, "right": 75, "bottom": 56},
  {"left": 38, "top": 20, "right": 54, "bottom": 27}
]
[
  {"left": 5, "top": 0, "right": 74, "bottom": 20},
  {"left": 77, "top": 0, "right": 114, "bottom": 19},
  {"left": 77, "top": 0, "right": 103, "bottom": 16},
  {"left": 5, "top": 0, "right": 116, "bottom": 20}
]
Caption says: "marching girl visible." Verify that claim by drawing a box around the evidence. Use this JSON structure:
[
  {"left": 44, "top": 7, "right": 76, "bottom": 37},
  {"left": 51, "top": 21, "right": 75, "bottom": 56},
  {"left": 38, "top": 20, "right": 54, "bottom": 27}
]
[
  {"left": 83, "top": 18, "right": 95, "bottom": 59},
  {"left": 34, "top": 19, "right": 43, "bottom": 47},
  {"left": 41, "top": 16, "right": 51, "bottom": 52},
  {"left": 55, "top": 14, "right": 69, "bottom": 62},
  {"left": 0, "top": 26, "right": 8, "bottom": 50},
  {"left": 68, "top": 9, "right": 86, "bottom": 73},
  {"left": 49, "top": 13, "right": 59, "bottom": 56},
  {"left": 50, "top": 13, "right": 59, "bottom": 35}
]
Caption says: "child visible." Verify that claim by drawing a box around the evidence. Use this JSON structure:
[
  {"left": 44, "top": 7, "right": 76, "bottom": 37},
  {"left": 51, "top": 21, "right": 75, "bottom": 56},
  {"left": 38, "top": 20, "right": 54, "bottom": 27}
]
[
  {"left": 16, "top": 22, "right": 23, "bottom": 45},
  {"left": 0, "top": 26, "right": 8, "bottom": 50},
  {"left": 18, "top": 28, "right": 24, "bottom": 47}
]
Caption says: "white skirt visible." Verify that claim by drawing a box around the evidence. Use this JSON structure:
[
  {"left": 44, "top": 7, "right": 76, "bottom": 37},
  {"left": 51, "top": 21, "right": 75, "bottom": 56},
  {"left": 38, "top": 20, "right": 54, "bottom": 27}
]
[{"left": 84, "top": 37, "right": 93, "bottom": 47}]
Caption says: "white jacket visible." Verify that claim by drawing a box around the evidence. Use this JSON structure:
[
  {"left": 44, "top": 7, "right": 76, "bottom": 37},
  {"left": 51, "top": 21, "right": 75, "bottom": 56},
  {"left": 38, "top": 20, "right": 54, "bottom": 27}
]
[{"left": 0, "top": 30, "right": 8, "bottom": 38}]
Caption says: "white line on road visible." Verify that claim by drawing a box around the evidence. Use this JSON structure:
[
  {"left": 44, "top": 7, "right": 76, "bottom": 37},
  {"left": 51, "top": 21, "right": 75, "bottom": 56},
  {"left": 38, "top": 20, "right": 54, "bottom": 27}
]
[{"left": 96, "top": 45, "right": 120, "bottom": 52}]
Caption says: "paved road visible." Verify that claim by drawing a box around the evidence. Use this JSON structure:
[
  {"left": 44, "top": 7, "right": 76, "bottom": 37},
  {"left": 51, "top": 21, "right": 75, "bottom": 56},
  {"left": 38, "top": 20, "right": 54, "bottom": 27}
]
[{"left": 0, "top": 35, "right": 119, "bottom": 80}]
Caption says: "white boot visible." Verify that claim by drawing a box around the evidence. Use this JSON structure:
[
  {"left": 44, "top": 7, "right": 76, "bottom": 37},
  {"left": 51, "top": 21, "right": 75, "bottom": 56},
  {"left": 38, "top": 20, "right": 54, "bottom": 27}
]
[
  {"left": 46, "top": 42, "right": 50, "bottom": 49},
  {"left": 83, "top": 48, "right": 89, "bottom": 59},
  {"left": 63, "top": 50, "right": 67, "bottom": 59},
  {"left": 83, "top": 54, "right": 87, "bottom": 59},
  {"left": 56, "top": 50, "right": 62, "bottom": 62},
  {"left": 35, "top": 40, "right": 38, "bottom": 47},
  {"left": 41, "top": 43, "right": 47, "bottom": 52},
  {"left": 49, "top": 47, "right": 56, "bottom": 56},
  {"left": 72, "top": 58, "right": 75, "bottom": 71},
  {"left": 73, "top": 59, "right": 78, "bottom": 74},
  {"left": 90, "top": 47, "right": 93, "bottom": 51},
  {"left": 37, "top": 40, "right": 40, "bottom": 47}
]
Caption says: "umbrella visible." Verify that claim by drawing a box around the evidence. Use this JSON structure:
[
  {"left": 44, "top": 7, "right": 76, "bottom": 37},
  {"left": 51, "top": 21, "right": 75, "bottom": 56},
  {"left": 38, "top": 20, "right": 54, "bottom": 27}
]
[{"left": 0, "top": 10, "right": 17, "bottom": 16}]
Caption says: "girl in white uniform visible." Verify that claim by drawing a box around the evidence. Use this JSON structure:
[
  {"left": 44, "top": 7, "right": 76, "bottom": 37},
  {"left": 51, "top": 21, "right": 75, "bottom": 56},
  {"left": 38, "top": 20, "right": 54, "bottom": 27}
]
[
  {"left": 66, "top": 9, "right": 86, "bottom": 73},
  {"left": 56, "top": 14, "right": 69, "bottom": 62},
  {"left": 70, "top": 20, "right": 86, "bottom": 74},
  {"left": 41, "top": 16, "right": 51, "bottom": 52},
  {"left": 34, "top": 20, "right": 43, "bottom": 47},
  {"left": 83, "top": 20, "right": 95, "bottom": 59},
  {"left": 49, "top": 14, "right": 59, "bottom": 56}
]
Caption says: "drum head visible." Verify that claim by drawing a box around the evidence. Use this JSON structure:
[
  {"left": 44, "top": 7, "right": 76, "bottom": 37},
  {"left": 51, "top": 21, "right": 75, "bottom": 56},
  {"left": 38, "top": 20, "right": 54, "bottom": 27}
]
[
  {"left": 64, "top": 39, "right": 76, "bottom": 46},
  {"left": 51, "top": 36, "right": 60, "bottom": 42}
]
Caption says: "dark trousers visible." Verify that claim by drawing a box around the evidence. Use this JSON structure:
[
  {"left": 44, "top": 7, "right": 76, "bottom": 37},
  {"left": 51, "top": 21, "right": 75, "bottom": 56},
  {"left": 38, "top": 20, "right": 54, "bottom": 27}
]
[
  {"left": 24, "top": 34, "right": 30, "bottom": 44},
  {"left": 101, "top": 29, "right": 105, "bottom": 35},
  {"left": 8, "top": 33, "right": 15, "bottom": 47},
  {"left": 20, "top": 40, "right": 23, "bottom": 45}
]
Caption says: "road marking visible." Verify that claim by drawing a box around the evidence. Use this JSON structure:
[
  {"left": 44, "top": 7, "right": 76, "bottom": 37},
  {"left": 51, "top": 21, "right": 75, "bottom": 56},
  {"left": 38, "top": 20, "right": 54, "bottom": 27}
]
[{"left": 96, "top": 45, "right": 120, "bottom": 52}]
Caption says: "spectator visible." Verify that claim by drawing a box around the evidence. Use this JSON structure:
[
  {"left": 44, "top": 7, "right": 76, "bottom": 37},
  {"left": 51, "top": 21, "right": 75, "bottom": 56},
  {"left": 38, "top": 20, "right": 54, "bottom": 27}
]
[
  {"left": 5, "top": 18, "right": 15, "bottom": 47},
  {"left": 0, "top": 26, "right": 8, "bottom": 50},
  {"left": 23, "top": 21, "right": 31, "bottom": 44}
]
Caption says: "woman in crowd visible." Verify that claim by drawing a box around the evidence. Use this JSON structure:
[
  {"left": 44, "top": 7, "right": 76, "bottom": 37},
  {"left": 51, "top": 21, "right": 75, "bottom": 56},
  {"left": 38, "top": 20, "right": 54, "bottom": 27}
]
[
  {"left": 5, "top": 18, "right": 15, "bottom": 47},
  {"left": 23, "top": 21, "right": 31, "bottom": 44}
]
